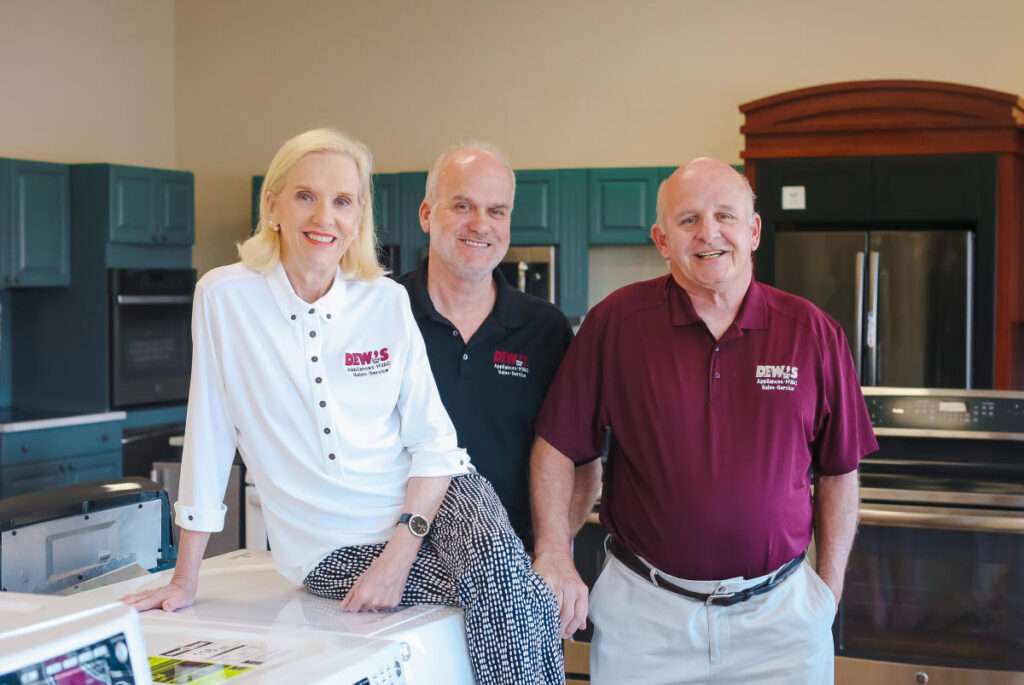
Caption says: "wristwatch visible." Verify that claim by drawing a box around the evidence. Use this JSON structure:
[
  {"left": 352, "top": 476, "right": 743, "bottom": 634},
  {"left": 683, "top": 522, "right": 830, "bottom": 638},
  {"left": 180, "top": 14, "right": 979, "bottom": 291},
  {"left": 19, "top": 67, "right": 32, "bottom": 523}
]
[{"left": 397, "top": 513, "right": 430, "bottom": 537}]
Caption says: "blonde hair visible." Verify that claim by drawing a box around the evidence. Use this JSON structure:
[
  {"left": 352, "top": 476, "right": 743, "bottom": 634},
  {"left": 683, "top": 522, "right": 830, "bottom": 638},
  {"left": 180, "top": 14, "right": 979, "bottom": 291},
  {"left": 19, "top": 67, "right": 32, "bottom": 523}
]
[{"left": 238, "top": 128, "right": 384, "bottom": 280}]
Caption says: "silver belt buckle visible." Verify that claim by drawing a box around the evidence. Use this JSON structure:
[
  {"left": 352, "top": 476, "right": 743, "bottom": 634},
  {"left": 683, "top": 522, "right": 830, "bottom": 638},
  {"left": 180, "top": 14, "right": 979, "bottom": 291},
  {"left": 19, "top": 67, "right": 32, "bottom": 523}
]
[{"left": 706, "top": 586, "right": 737, "bottom": 606}]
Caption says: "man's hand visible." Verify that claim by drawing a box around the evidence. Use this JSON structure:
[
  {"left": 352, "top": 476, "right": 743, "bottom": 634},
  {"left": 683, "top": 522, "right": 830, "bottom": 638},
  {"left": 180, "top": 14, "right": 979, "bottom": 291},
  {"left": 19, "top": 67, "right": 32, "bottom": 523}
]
[
  {"left": 120, "top": 576, "right": 197, "bottom": 613},
  {"left": 533, "top": 551, "right": 589, "bottom": 639},
  {"left": 340, "top": 541, "right": 416, "bottom": 613},
  {"left": 816, "top": 571, "right": 841, "bottom": 610}
]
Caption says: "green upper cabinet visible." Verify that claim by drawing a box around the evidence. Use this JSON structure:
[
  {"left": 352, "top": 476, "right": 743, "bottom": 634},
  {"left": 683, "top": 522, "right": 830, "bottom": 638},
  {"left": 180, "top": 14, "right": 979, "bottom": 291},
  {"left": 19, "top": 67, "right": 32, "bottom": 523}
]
[
  {"left": 588, "top": 168, "right": 660, "bottom": 245},
  {"left": 0, "top": 158, "right": 70, "bottom": 288},
  {"left": 396, "top": 172, "right": 429, "bottom": 274},
  {"left": 106, "top": 165, "right": 194, "bottom": 245},
  {"left": 511, "top": 170, "right": 559, "bottom": 245},
  {"left": 372, "top": 173, "right": 400, "bottom": 243},
  {"left": 157, "top": 171, "right": 195, "bottom": 245}
]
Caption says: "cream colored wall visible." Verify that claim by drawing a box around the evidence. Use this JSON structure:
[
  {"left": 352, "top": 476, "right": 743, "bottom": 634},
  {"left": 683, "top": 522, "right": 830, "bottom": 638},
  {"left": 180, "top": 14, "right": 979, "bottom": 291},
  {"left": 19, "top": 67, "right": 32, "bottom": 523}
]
[
  {"left": 0, "top": 0, "right": 176, "bottom": 166},
  {"left": 6, "top": 1, "right": 1021, "bottom": 278},
  {"left": 176, "top": 0, "right": 1024, "bottom": 277}
]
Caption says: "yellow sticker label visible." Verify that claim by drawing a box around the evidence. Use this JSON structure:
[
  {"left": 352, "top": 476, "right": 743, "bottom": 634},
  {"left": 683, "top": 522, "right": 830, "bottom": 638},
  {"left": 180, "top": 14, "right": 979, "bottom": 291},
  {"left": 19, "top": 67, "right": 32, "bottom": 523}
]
[{"left": 149, "top": 657, "right": 252, "bottom": 684}]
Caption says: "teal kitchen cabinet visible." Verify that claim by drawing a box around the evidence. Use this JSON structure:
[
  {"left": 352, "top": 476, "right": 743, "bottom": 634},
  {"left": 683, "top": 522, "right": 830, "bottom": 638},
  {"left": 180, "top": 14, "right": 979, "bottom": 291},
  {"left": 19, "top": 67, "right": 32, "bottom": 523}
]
[
  {"left": 74, "top": 165, "right": 195, "bottom": 247},
  {"left": 0, "top": 419, "right": 124, "bottom": 498},
  {"left": 511, "top": 170, "right": 560, "bottom": 245},
  {"left": 0, "top": 452, "right": 121, "bottom": 498},
  {"left": 587, "top": 168, "right": 660, "bottom": 245},
  {"left": 0, "top": 158, "right": 70, "bottom": 288},
  {"left": 372, "top": 173, "right": 400, "bottom": 243}
]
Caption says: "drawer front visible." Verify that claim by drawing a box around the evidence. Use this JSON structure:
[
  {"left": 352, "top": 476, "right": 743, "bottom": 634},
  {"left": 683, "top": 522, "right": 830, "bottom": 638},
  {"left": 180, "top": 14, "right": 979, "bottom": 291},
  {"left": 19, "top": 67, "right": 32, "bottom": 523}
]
[
  {"left": 0, "top": 459, "right": 65, "bottom": 498},
  {"left": 0, "top": 421, "right": 122, "bottom": 466},
  {"left": 66, "top": 451, "right": 122, "bottom": 485}
]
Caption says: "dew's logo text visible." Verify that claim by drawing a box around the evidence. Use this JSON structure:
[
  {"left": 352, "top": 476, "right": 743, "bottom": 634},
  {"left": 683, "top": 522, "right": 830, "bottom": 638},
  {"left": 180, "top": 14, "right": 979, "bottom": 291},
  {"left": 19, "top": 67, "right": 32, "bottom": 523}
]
[
  {"left": 494, "top": 350, "right": 530, "bottom": 378},
  {"left": 755, "top": 364, "right": 798, "bottom": 391},
  {"left": 345, "top": 347, "right": 391, "bottom": 377}
]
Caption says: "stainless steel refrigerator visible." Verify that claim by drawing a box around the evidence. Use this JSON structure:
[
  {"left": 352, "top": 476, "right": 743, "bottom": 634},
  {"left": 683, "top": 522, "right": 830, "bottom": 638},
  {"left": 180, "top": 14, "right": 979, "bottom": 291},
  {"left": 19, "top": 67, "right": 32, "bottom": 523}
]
[{"left": 773, "top": 230, "right": 973, "bottom": 388}]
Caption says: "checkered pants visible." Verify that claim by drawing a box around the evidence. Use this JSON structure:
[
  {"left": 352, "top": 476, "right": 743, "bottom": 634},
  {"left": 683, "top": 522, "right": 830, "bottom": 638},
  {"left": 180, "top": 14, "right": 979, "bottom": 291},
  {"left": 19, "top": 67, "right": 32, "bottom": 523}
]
[{"left": 303, "top": 473, "right": 565, "bottom": 685}]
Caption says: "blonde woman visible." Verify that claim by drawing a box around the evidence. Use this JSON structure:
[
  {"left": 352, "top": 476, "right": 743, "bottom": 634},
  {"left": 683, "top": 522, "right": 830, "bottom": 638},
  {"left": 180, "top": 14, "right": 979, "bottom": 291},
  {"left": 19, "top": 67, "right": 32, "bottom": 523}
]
[{"left": 124, "top": 128, "right": 564, "bottom": 684}]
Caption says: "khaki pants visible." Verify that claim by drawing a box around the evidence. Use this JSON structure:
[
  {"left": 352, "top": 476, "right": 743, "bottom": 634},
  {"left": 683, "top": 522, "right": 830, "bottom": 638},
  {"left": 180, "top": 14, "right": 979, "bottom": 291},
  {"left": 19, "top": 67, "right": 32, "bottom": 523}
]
[{"left": 590, "top": 555, "right": 836, "bottom": 685}]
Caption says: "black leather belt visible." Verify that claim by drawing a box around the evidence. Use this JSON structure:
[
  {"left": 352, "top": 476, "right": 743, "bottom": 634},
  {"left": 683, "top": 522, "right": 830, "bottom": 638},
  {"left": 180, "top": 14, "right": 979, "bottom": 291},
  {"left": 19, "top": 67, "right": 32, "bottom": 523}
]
[{"left": 608, "top": 537, "right": 806, "bottom": 606}]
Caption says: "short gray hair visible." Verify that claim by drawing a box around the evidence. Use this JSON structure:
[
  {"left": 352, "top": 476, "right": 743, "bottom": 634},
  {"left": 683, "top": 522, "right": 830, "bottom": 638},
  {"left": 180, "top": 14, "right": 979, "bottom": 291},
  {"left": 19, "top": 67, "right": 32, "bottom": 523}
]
[
  {"left": 655, "top": 161, "right": 757, "bottom": 233},
  {"left": 423, "top": 141, "right": 516, "bottom": 208}
]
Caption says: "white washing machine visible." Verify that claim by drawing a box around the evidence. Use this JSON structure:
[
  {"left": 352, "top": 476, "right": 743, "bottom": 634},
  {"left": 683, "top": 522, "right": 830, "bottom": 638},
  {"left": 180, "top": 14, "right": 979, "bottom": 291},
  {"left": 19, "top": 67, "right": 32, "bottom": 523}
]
[
  {"left": 0, "top": 590, "right": 403, "bottom": 685},
  {"left": 78, "top": 549, "right": 474, "bottom": 684}
]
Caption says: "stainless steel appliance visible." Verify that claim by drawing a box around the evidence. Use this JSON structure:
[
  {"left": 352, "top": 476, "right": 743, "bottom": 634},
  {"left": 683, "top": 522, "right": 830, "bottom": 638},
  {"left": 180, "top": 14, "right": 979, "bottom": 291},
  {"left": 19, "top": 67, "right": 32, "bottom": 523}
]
[
  {"left": 498, "top": 246, "right": 557, "bottom": 304},
  {"left": 109, "top": 268, "right": 195, "bottom": 408},
  {"left": 774, "top": 230, "right": 973, "bottom": 387},
  {"left": 837, "top": 388, "right": 1024, "bottom": 684},
  {"left": 0, "top": 477, "right": 177, "bottom": 594}
]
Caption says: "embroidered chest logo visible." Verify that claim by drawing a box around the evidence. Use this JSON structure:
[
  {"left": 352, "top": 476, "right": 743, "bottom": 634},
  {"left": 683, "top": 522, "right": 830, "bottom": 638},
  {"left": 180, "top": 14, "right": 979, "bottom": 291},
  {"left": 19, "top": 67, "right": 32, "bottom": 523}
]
[
  {"left": 345, "top": 347, "right": 391, "bottom": 377},
  {"left": 493, "top": 350, "right": 530, "bottom": 379},
  {"left": 755, "top": 364, "right": 799, "bottom": 391}
]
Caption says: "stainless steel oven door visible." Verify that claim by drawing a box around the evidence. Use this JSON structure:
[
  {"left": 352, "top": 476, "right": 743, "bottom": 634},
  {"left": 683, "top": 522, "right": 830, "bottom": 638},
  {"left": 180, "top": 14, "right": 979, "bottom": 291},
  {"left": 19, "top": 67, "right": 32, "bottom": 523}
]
[{"left": 836, "top": 492, "right": 1024, "bottom": 684}]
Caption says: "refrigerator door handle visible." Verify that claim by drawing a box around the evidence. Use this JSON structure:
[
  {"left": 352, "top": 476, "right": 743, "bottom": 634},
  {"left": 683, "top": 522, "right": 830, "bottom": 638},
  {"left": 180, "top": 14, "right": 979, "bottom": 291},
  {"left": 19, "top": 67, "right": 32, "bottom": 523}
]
[
  {"left": 866, "top": 251, "right": 880, "bottom": 386},
  {"left": 854, "top": 251, "right": 866, "bottom": 379}
]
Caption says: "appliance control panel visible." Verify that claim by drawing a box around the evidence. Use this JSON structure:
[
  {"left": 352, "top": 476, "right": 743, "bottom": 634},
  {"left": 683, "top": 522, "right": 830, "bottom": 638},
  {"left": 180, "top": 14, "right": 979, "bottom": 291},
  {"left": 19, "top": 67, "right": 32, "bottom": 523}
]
[
  {"left": 864, "top": 391, "right": 1024, "bottom": 434},
  {"left": 0, "top": 631, "right": 137, "bottom": 685}
]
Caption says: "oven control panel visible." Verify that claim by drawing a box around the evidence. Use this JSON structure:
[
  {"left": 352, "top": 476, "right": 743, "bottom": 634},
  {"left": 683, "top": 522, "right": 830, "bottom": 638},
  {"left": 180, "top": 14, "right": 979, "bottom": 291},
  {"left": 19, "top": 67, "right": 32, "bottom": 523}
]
[{"left": 864, "top": 391, "right": 1024, "bottom": 435}]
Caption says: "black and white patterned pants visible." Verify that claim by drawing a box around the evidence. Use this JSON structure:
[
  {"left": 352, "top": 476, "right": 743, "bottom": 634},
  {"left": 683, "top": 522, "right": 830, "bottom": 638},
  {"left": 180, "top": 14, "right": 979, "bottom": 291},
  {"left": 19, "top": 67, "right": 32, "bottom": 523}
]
[{"left": 303, "top": 472, "right": 565, "bottom": 685}]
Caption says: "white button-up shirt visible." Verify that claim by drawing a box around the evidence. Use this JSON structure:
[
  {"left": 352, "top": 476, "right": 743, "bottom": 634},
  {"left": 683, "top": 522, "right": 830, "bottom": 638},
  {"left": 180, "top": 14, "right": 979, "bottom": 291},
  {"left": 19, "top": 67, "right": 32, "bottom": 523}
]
[{"left": 175, "top": 262, "right": 471, "bottom": 583}]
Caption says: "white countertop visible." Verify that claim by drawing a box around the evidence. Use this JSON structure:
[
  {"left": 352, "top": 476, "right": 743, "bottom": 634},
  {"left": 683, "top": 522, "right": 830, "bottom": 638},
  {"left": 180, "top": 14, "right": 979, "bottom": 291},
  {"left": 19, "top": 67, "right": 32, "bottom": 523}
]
[{"left": 0, "top": 411, "right": 128, "bottom": 434}]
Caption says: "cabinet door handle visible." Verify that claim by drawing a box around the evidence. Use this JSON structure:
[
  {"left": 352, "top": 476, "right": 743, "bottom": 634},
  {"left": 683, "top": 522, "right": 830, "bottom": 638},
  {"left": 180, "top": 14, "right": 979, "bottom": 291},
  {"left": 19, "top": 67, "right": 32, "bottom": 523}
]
[
  {"left": 3, "top": 276, "right": 10, "bottom": 285},
  {"left": 67, "top": 463, "right": 75, "bottom": 471},
  {"left": 58, "top": 464, "right": 67, "bottom": 472},
  {"left": 20, "top": 444, "right": 30, "bottom": 453},
  {"left": 101, "top": 434, "right": 110, "bottom": 442},
  {"left": 13, "top": 275, "right": 21, "bottom": 284}
]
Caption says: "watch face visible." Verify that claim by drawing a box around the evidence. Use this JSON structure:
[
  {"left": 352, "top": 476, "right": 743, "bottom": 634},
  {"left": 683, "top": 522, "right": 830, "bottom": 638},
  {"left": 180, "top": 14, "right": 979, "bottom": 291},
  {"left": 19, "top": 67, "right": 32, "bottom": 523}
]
[{"left": 409, "top": 515, "right": 429, "bottom": 537}]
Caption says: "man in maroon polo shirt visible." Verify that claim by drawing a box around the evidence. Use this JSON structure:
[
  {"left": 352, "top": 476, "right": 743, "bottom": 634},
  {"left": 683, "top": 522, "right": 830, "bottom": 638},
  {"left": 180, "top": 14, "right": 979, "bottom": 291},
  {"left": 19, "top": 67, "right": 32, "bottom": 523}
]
[{"left": 530, "top": 158, "right": 877, "bottom": 684}]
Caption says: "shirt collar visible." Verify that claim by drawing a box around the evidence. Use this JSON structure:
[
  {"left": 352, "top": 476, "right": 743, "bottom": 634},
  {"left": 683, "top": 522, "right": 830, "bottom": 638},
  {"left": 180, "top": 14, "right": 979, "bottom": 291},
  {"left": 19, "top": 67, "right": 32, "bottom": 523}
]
[
  {"left": 667, "top": 276, "right": 767, "bottom": 331},
  {"left": 407, "top": 257, "right": 525, "bottom": 330},
  {"left": 266, "top": 261, "right": 347, "bottom": 325}
]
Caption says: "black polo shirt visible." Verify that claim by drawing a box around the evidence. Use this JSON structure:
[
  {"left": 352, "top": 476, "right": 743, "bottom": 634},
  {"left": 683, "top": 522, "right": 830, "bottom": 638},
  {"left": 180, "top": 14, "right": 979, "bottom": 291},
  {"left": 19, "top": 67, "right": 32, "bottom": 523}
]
[{"left": 398, "top": 260, "right": 573, "bottom": 549}]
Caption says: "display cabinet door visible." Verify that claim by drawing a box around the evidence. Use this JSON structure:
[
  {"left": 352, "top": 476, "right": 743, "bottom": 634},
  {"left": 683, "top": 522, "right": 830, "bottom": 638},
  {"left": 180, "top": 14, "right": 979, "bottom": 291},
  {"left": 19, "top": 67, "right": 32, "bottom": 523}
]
[
  {"left": 511, "top": 170, "right": 560, "bottom": 245},
  {"left": 157, "top": 171, "right": 195, "bottom": 245},
  {"left": 587, "top": 168, "right": 659, "bottom": 245},
  {"left": 109, "top": 166, "right": 157, "bottom": 244},
  {"left": 7, "top": 160, "right": 70, "bottom": 287}
]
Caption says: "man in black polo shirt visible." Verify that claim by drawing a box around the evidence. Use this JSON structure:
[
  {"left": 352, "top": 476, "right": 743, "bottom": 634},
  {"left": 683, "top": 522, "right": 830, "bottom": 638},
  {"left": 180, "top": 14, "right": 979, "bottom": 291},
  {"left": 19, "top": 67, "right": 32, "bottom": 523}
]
[{"left": 397, "top": 142, "right": 601, "bottom": 551}]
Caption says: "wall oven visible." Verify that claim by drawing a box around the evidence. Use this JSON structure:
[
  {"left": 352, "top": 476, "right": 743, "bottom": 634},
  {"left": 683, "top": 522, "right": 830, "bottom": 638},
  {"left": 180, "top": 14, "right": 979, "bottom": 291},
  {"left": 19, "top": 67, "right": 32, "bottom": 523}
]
[
  {"left": 109, "top": 268, "right": 195, "bottom": 408},
  {"left": 498, "top": 246, "right": 557, "bottom": 304},
  {"left": 838, "top": 388, "right": 1024, "bottom": 684}
]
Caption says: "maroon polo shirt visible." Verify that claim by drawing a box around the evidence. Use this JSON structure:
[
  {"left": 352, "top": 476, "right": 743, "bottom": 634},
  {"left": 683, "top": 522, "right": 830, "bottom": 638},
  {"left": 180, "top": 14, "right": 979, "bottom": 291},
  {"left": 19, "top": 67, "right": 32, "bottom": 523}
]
[{"left": 536, "top": 275, "right": 877, "bottom": 580}]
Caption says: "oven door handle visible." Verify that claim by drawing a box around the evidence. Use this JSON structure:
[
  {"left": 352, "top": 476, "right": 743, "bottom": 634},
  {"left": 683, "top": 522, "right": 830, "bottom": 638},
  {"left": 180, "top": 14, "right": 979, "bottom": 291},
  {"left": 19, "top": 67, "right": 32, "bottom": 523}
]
[
  {"left": 115, "top": 295, "right": 194, "bottom": 305},
  {"left": 860, "top": 505, "right": 1024, "bottom": 534}
]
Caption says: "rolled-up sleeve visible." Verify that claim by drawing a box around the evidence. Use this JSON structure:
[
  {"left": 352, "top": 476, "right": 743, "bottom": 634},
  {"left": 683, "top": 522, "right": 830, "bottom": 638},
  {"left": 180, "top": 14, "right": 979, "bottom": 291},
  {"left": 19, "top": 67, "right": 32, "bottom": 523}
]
[
  {"left": 174, "top": 281, "right": 238, "bottom": 532},
  {"left": 394, "top": 293, "right": 470, "bottom": 479}
]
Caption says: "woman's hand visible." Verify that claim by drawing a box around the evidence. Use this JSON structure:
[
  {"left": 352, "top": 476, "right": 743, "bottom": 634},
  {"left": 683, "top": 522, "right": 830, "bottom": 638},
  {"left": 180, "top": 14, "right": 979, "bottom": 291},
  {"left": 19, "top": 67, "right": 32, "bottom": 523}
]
[
  {"left": 339, "top": 538, "right": 418, "bottom": 612},
  {"left": 120, "top": 528, "right": 208, "bottom": 613},
  {"left": 120, "top": 576, "right": 197, "bottom": 613}
]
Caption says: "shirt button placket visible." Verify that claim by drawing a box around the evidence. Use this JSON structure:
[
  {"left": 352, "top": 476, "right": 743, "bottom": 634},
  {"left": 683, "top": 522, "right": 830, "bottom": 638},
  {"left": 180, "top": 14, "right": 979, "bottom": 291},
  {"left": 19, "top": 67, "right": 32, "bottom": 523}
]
[{"left": 305, "top": 310, "right": 336, "bottom": 470}]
